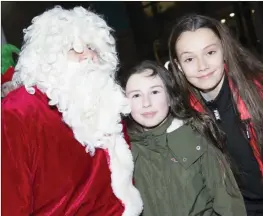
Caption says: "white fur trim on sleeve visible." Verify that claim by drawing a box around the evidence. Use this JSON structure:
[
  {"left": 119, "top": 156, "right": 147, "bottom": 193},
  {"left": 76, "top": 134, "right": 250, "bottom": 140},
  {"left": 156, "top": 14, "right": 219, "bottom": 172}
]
[{"left": 105, "top": 133, "right": 143, "bottom": 216}]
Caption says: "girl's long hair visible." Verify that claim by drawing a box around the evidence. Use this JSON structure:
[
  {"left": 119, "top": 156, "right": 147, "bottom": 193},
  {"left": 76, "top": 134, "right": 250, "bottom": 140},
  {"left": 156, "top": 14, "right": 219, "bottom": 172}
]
[{"left": 168, "top": 14, "right": 263, "bottom": 159}]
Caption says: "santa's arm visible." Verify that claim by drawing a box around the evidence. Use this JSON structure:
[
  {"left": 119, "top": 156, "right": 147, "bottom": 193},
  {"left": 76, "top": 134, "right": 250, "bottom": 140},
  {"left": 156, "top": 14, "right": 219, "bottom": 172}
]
[
  {"left": 121, "top": 120, "right": 131, "bottom": 148},
  {"left": 1, "top": 66, "right": 16, "bottom": 97},
  {"left": 2, "top": 107, "right": 34, "bottom": 215}
]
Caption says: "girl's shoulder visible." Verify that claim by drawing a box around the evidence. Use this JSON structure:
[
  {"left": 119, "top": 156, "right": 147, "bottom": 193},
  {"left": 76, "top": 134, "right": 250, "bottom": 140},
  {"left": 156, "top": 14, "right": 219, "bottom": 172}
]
[{"left": 166, "top": 118, "right": 209, "bottom": 169}]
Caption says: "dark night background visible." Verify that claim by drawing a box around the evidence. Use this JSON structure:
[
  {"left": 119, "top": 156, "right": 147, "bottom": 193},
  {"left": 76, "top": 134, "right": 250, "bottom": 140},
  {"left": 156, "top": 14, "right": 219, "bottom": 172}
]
[{"left": 2, "top": 1, "right": 263, "bottom": 73}]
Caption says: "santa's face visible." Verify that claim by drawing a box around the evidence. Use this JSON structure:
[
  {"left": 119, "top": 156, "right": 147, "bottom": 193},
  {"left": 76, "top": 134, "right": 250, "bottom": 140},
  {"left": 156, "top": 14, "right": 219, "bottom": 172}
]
[
  {"left": 45, "top": 42, "right": 128, "bottom": 154},
  {"left": 67, "top": 43, "right": 99, "bottom": 63}
]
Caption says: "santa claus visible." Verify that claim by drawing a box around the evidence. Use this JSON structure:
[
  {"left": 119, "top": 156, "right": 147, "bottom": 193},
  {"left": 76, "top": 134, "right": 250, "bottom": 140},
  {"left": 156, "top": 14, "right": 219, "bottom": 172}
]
[{"left": 2, "top": 6, "right": 143, "bottom": 216}]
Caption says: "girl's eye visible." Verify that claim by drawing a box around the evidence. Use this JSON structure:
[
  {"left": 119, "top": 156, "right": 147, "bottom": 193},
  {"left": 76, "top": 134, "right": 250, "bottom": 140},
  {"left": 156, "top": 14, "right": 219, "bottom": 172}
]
[
  {"left": 132, "top": 94, "right": 140, "bottom": 98},
  {"left": 152, "top": 90, "right": 159, "bottom": 94},
  {"left": 184, "top": 58, "right": 193, "bottom": 63},
  {"left": 207, "top": 51, "right": 216, "bottom": 55}
]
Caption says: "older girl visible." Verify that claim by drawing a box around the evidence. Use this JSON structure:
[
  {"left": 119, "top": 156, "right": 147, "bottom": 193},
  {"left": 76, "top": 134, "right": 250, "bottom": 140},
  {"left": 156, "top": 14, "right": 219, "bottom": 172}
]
[{"left": 167, "top": 14, "right": 263, "bottom": 215}]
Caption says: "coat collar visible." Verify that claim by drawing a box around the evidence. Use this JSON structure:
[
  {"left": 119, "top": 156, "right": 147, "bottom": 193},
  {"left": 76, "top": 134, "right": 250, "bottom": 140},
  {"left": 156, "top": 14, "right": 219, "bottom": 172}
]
[
  {"left": 167, "top": 120, "right": 208, "bottom": 169},
  {"left": 130, "top": 118, "right": 208, "bottom": 170}
]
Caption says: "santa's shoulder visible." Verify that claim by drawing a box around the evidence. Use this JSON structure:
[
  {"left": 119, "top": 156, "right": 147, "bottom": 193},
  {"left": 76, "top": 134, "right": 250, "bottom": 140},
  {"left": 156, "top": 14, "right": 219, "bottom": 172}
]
[{"left": 2, "top": 86, "right": 52, "bottom": 120}]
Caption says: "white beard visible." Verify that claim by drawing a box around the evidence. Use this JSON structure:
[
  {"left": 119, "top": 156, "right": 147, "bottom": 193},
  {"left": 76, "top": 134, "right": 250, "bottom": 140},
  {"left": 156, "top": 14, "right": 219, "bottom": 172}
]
[
  {"left": 36, "top": 60, "right": 143, "bottom": 216},
  {"left": 40, "top": 59, "right": 131, "bottom": 155}
]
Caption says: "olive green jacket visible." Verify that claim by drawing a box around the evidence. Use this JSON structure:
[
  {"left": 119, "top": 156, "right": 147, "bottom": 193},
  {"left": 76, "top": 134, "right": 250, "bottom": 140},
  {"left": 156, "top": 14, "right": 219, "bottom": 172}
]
[{"left": 129, "top": 117, "right": 246, "bottom": 216}]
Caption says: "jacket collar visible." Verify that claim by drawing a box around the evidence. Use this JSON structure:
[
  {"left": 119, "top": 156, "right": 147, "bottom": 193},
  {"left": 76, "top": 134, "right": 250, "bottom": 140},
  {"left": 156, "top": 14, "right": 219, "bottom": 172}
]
[
  {"left": 167, "top": 122, "right": 208, "bottom": 169},
  {"left": 130, "top": 117, "right": 208, "bottom": 170}
]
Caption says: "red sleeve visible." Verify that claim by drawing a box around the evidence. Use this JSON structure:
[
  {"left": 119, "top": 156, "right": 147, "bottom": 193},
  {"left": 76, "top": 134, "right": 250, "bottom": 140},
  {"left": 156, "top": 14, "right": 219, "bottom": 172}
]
[
  {"left": 121, "top": 120, "right": 131, "bottom": 148},
  {"left": 2, "top": 108, "right": 34, "bottom": 215}
]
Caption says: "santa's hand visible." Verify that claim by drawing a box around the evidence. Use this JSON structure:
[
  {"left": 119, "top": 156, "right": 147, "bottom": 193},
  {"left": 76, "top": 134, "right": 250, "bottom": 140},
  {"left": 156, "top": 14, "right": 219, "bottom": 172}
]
[
  {"left": 1, "top": 81, "right": 16, "bottom": 97},
  {"left": 96, "top": 133, "right": 117, "bottom": 150}
]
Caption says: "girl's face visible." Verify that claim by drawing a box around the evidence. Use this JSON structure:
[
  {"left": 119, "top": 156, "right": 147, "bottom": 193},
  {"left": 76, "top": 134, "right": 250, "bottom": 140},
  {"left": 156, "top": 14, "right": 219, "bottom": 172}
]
[
  {"left": 175, "top": 28, "right": 225, "bottom": 99},
  {"left": 125, "top": 69, "right": 170, "bottom": 128}
]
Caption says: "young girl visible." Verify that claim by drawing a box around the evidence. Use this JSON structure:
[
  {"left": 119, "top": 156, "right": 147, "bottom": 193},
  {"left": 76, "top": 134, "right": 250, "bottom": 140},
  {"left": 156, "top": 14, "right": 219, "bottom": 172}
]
[
  {"left": 167, "top": 14, "right": 263, "bottom": 215},
  {"left": 118, "top": 60, "right": 246, "bottom": 216}
]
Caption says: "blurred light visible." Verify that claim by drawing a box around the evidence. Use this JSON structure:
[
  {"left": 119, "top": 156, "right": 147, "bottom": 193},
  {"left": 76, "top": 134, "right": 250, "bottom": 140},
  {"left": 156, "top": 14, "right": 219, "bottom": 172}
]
[
  {"left": 221, "top": 19, "right": 226, "bottom": 24},
  {"left": 252, "top": 9, "right": 255, "bottom": 13},
  {"left": 229, "top": 13, "right": 235, "bottom": 17},
  {"left": 157, "top": 2, "right": 176, "bottom": 13},
  {"left": 143, "top": 6, "right": 153, "bottom": 17},
  {"left": 142, "top": 2, "right": 151, "bottom": 6}
]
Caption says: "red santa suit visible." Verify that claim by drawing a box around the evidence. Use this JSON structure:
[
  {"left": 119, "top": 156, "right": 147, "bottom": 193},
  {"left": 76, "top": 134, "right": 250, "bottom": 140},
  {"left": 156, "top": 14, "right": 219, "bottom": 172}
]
[
  {"left": 2, "top": 87, "right": 125, "bottom": 215},
  {"left": 2, "top": 6, "right": 142, "bottom": 216}
]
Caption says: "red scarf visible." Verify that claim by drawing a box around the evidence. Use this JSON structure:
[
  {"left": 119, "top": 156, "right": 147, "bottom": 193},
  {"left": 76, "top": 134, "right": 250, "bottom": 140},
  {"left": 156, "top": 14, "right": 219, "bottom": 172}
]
[{"left": 190, "top": 76, "right": 263, "bottom": 176}]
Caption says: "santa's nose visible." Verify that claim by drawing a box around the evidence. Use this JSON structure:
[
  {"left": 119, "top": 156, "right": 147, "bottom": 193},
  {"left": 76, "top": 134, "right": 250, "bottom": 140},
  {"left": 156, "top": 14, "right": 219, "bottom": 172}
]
[{"left": 79, "top": 49, "right": 98, "bottom": 63}]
